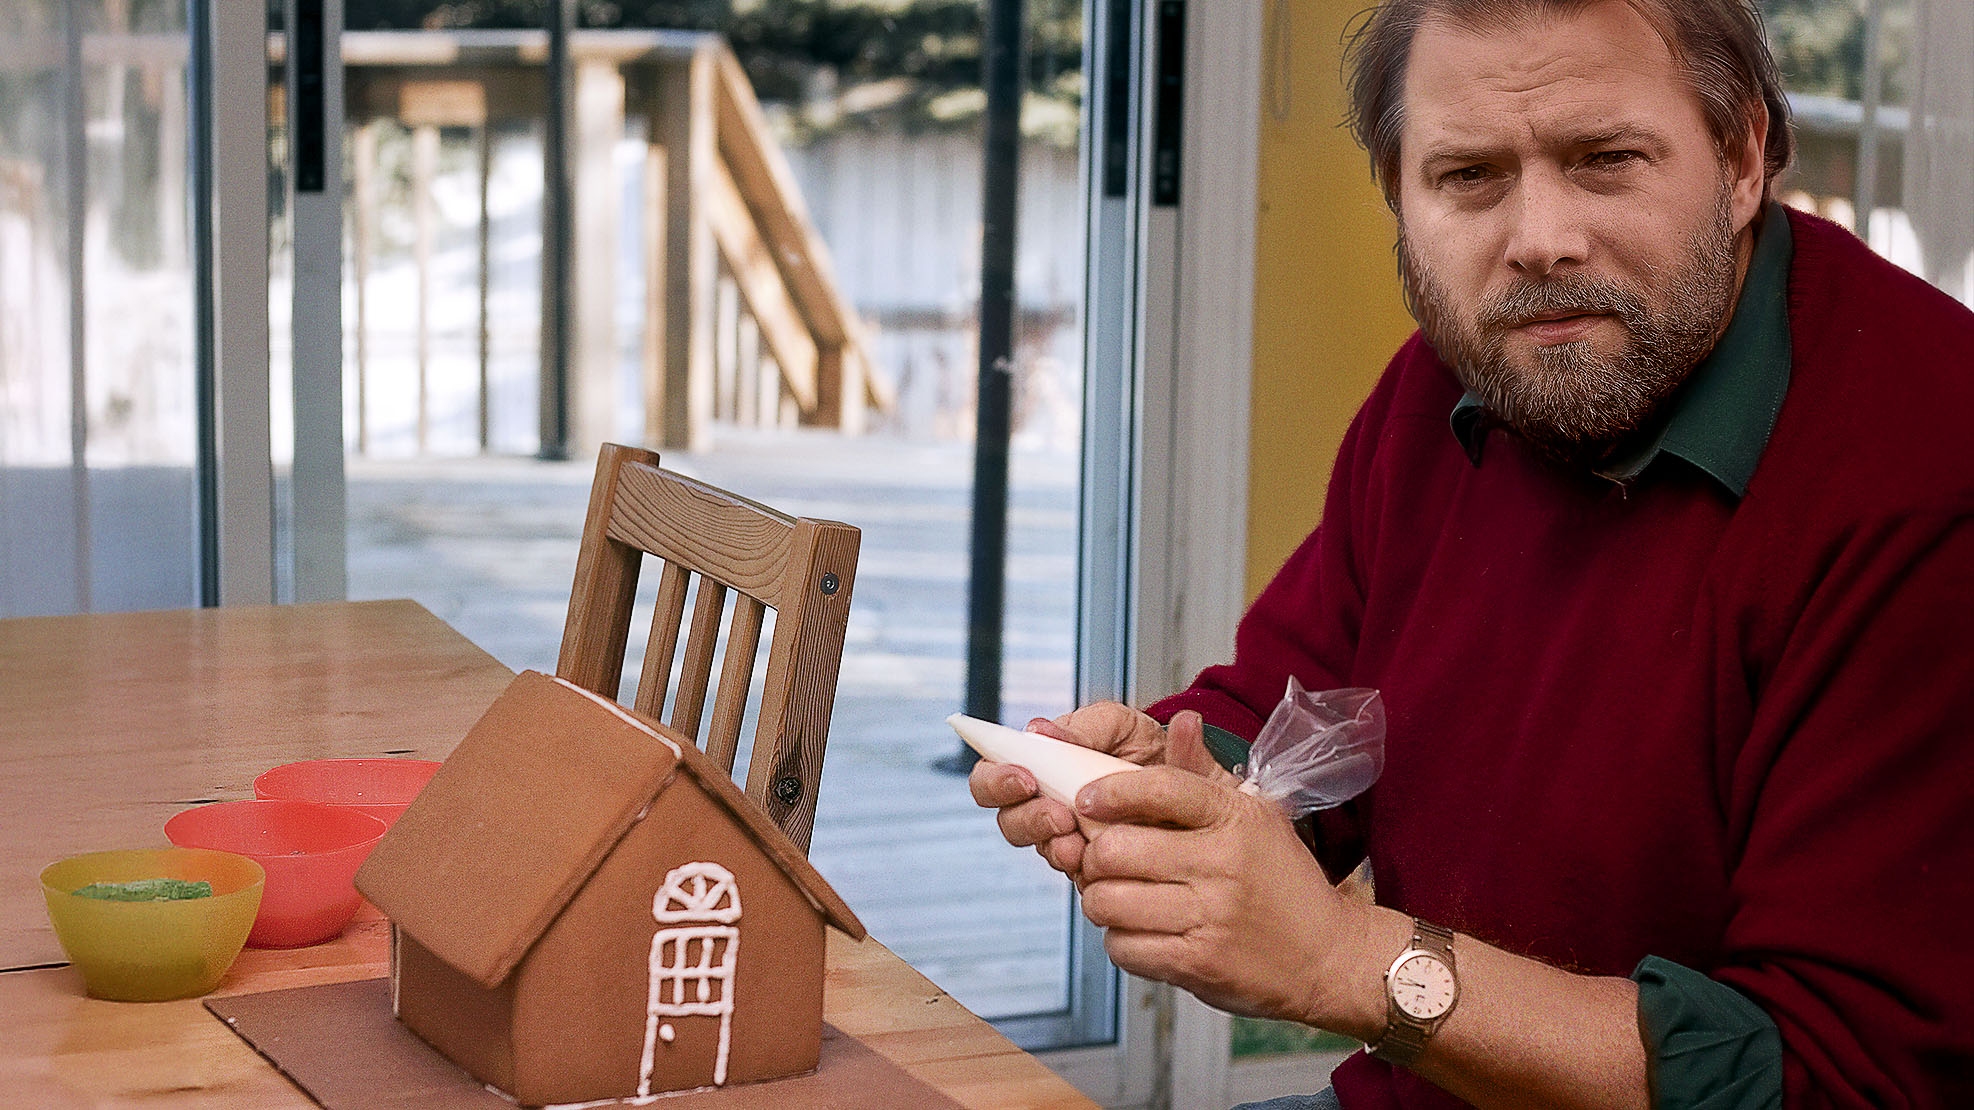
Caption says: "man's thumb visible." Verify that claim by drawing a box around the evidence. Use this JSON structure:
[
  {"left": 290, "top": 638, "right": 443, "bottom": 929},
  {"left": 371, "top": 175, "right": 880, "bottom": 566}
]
[{"left": 1166, "top": 711, "right": 1220, "bottom": 778}]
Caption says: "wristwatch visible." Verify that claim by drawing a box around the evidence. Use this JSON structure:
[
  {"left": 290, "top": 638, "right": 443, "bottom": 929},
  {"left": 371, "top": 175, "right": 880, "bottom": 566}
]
[{"left": 1368, "top": 918, "right": 1459, "bottom": 1068}]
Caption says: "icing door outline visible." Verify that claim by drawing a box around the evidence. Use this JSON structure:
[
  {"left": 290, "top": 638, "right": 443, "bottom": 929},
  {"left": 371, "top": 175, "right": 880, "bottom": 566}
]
[{"left": 639, "top": 863, "right": 741, "bottom": 1095}]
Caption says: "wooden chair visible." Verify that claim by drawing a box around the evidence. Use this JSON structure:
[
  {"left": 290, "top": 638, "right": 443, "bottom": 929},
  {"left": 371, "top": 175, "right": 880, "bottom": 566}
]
[{"left": 557, "top": 443, "right": 860, "bottom": 851}]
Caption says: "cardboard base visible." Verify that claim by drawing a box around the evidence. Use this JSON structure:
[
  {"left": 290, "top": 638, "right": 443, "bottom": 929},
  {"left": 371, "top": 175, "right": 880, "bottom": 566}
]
[{"left": 206, "top": 979, "right": 963, "bottom": 1109}]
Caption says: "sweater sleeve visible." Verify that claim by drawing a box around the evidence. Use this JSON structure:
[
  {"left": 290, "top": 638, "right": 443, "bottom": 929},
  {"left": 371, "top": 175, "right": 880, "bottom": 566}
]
[{"left": 1713, "top": 507, "right": 1974, "bottom": 1108}]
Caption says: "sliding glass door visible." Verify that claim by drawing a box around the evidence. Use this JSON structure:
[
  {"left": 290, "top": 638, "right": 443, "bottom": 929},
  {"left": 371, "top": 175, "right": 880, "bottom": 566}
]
[
  {"left": 0, "top": 0, "right": 344, "bottom": 616},
  {"left": 0, "top": 1, "right": 200, "bottom": 614}
]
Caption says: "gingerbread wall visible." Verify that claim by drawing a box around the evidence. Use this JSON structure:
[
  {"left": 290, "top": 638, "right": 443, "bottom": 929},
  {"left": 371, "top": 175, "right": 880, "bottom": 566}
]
[{"left": 513, "top": 774, "right": 828, "bottom": 1101}]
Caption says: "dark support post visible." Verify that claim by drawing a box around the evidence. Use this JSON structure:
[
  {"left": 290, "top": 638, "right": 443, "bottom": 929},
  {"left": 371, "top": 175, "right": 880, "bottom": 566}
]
[
  {"left": 941, "top": 0, "right": 1025, "bottom": 773},
  {"left": 539, "top": 0, "right": 575, "bottom": 461},
  {"left": 190, "top": 0, "right": 218, "bottom": 605}
]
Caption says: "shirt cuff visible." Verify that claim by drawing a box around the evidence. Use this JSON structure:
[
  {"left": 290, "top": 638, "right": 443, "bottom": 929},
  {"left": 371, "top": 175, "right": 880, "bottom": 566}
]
[
  {"left": 1632, "top": 955, "right": 1782, "bottom": 1110},
  {"left": 1200, "top": 722, "right": 1251, "bottom": 775}
]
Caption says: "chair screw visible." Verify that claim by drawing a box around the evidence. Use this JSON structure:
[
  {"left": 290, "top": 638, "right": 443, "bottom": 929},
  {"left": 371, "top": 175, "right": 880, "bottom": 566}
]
[
  {"left": 819, "top": 572, "right": 839, "bottom": 595},
  {"left": 772, "top": 776, "right": 803, "bottom": 805}
]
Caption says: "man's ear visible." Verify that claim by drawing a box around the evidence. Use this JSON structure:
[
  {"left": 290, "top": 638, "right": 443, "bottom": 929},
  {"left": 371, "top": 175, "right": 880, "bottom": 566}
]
[{"left": 1729, "top": 101, "right": 1769, "bottom": 229}]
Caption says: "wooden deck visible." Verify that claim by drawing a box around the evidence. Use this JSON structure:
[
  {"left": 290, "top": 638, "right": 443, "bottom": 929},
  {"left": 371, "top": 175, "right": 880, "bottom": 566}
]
[{"left": 346, "top": 428, "right": 1081, "bottom": 1020}]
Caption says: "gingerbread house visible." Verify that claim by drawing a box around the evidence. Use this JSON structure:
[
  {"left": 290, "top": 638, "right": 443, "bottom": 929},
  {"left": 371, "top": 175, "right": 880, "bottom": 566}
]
[{"left": 355, "top": 670, "right": 865, "bottom": 1106}]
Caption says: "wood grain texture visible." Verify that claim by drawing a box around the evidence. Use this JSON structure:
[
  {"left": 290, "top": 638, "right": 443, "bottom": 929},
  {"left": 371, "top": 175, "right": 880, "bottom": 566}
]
[
  {"left": 746, "top": 519, "right": 861, "bottom": 850},
  {"left": 0, "top": 927, "right": 1093, "bottom": 1108},
  {"left": 604, "top": 460, "right": 797, "bottom": 594},
  {"left": 558, "top": 443, "right": 648, "bottom": 698},
  {"left": 564, "top": 446, "right": 860, "bottom": 852},
  {"left": 705, "top": 594, "right": 766, "bottom": 773},
  {"left": 634, "top": 559, "right": 692, "bottom": 717},
  {"left": 0, "top": 601, "right": 1095, "bottom": 1108},
  {"left": 670, "top": 574, "right": 727, "bottom": 737},
  {"left": 0, "top": 601, "right": 513, "bottom": 970}
]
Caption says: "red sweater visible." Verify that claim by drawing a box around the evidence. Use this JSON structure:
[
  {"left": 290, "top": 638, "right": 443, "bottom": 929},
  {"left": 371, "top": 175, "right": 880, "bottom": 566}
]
[{"left": 1152, "top": 210, "right": 1974, "bottom": 1107}]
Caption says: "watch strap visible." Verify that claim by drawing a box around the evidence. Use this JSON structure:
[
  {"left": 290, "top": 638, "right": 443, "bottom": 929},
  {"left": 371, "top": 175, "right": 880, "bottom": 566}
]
[
  {"left": 1370, "top": 918, "right": 1457, "bottom": 1069},
  {"left": 1371, "top": 1005, "right": 1436, "bottom": 1065},
  {"left": 1410, "top": 918, "right": 1455, "bottom": 959}
]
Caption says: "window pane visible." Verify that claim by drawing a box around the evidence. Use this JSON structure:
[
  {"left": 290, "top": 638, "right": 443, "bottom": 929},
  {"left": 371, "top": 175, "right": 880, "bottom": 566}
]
[
  {"left": 339, "top": 2, "right": 1091, "bottom": 1036},
  {"left": 1767, "top": 0, "right": 1974, "bottom": 302},
  {"left": 0, "top": 0, "right": 198, "bottom": 616}
]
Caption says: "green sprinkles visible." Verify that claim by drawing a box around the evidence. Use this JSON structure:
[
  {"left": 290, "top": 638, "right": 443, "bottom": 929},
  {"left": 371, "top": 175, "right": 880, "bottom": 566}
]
[{"left": 72, "top": 878, "right": 215, "bottom": 902}]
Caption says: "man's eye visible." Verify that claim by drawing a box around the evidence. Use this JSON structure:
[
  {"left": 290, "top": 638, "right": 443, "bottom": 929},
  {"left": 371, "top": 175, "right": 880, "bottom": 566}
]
[
  {"left": 1586, "top": 150, "right": 1642, "bottom": 169},
  {"left": 1441, "top": 166, "right": 1493, "bottom": 187}
]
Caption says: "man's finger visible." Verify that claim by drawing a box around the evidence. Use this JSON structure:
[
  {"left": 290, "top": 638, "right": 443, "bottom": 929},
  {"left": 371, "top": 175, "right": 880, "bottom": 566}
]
[
  {"left": 996, "top": 797, "right": 1077, "bottom": 849},
  {"left": 1078, "top": 821, "right": 1193, "bottom": 882},
  {"left": 1165, "top": 710, "right": 1220, "bottom": 779},
  {"left": 1038, "top": 832, "right": 1086, "bottom": 879},
  {"left": 969, "top": 759, "right": 1038, "bottom": 808},
  {"left": 1028, "top": 717, "right": 1071, "bottom": 742},
  {"left": 1077, "top": 765, "right": 1230, "bottom": 831},
  {"left": 1101, "top": 928, "right": 1201, "bottom": 990},
  {"left": 1080, "top": 877, "right": 1199, "bottom": 934}
]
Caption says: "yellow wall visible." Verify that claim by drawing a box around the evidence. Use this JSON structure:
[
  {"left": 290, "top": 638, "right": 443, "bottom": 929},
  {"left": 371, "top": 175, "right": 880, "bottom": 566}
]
[{"left": 1246, "top": 0, "right": 1417, "bottom": 598}]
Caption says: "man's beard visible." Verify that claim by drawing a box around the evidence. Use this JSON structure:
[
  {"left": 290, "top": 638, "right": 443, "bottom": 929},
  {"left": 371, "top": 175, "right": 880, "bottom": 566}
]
[{"left": 1399, "top": 190, "right": 1743, "bottom": 470}]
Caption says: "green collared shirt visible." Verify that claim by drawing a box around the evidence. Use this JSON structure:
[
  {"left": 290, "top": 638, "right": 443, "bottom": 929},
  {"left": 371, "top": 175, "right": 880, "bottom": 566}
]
[{"left": 1450, "top": 203, "right": 1795, "bottom": 497}]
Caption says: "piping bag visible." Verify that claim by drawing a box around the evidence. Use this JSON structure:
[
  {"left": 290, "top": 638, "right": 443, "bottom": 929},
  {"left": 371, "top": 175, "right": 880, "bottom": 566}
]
[
  {"left": 949, "top": 679, "right": 1384, "bottom": 836},
  {"left": 946, "top": 714, "right": 1143, "bottom": 836},
  {"left": 1234, "top": 678, "right": 1385, "bottom": 818}
]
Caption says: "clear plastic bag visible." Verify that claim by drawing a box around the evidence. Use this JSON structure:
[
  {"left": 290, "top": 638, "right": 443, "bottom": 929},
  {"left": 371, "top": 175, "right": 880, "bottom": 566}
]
[{"left": 1236, "top": 678, "right": 1386, "bottom": 817}]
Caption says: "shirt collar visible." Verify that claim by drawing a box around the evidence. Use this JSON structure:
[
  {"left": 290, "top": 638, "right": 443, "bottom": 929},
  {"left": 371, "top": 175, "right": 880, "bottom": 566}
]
[{"left": 1449, "top": 202, "right": 1794, "bottom": 497}]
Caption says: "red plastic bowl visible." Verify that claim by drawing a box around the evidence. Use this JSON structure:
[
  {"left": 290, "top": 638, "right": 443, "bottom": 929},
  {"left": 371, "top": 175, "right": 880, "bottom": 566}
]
[
  {"left": 253, "top": 757, "right": 442, "bottom": 827},
  {"left": 163, "top": 800, "right": 386, "bottom": 948}
]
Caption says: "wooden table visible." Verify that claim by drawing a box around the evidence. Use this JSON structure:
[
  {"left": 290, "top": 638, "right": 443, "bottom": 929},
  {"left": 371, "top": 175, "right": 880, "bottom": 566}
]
[{"left": 0, "top": 601, "right": 1095, "bottom": 1109}]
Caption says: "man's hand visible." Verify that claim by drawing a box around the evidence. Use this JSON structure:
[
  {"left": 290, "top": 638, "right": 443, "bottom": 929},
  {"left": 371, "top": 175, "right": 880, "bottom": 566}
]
[
  {"left": 967, "top": 703, "right": 1206, "bottom": 879},
  {"left": 1074, "top": 716, "right": 1375, "bottom": 1028}
]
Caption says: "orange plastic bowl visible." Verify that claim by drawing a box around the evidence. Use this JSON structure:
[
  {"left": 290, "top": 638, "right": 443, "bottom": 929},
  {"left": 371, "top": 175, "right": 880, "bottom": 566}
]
[
  {"left": 163, "top": 800, "right": 386, "bottom": 948},
  {"left": 253, "top": 757, "right": 442, "bottom": 827}
]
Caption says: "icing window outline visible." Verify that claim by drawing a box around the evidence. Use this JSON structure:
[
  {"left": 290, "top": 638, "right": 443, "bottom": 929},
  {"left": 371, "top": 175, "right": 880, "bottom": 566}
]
[{"left": 639, "top": 862, "right": 742, "bottom": 1095}]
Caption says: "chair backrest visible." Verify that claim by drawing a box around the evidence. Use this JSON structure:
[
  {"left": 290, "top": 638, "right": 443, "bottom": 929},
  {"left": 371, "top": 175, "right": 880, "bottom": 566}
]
[{"left": 557, "top": 443, "right": 860, "bottom": 851}]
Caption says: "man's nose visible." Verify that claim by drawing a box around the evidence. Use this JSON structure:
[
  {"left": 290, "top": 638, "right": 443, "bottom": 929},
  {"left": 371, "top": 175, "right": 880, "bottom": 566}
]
[{"left": 1503, "top": 174, "right": 1590, "bottom": 277}]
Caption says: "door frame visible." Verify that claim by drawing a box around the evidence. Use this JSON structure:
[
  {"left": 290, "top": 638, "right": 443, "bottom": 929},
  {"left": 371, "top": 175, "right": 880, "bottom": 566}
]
[
  {"left": 200, "top": 0, "right": 346, "bottom": 605},
  {"left": 285, "top": 0, "right": 349, "bottom": 602},
  {"left": 1043, "top": 0, "right": 1259, "bottom": 1104},
  {"left": 204, "top": 0, "right": 276, "bottom": 604}
]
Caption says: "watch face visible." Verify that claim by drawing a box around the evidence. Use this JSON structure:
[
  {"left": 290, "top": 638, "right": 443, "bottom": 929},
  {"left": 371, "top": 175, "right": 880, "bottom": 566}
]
[{"left": 1391, "top": 953, "right": 1456, "bottom": 1020}]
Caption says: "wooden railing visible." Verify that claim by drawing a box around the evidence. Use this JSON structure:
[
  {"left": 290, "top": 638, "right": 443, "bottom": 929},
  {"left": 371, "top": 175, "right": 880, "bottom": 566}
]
[{"left": 343, "top": 30, "right": 892, "bottom": 457}]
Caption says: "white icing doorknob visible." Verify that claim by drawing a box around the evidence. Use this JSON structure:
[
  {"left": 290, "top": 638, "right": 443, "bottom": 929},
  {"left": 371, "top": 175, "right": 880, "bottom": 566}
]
[{"left": 947, "top": 714, "right": 1145, "bottom": 837}]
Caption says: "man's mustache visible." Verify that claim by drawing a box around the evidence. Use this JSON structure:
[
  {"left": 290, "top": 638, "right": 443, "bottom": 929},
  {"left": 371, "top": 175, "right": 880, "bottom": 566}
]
[{"left": 1476, "top": 276, "right": 1646, "bottom": 331}]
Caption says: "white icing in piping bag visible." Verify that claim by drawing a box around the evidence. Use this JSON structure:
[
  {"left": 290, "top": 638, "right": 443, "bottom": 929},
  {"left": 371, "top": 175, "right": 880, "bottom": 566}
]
[{"left": 948, "top": 713, "right": 1144, "bottom": 836}]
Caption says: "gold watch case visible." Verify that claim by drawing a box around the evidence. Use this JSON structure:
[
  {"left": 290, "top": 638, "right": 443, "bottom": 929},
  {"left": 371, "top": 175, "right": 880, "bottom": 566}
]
[{"left": 1369, "top": 919, "right": 1458, "bottom": 1068}]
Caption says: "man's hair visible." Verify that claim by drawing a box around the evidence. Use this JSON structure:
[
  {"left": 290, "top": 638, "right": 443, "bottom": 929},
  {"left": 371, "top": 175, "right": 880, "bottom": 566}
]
[{"left": 1343, "top": 0, "right": 1794, "bottom": 207}]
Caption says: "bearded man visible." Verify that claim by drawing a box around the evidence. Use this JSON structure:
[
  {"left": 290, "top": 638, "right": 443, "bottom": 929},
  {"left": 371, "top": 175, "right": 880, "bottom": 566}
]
[{"left": 971, "top": 1, "right": 1974, "bottom": 1107}]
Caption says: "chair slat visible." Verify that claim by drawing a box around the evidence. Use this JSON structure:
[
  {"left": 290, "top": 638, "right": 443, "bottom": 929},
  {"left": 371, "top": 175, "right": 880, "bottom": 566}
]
[
  {"left": 669, "top": 577, "right": 728, "bottom": 740},
  {"left": 703, "top": 595, "right": 765, "bottom": 773},
  {"left": 633, "top": 561, "right": 691, "bottom": 718},
  {"left": 559, "top": 443, "right": 860, "bottom": 852}
]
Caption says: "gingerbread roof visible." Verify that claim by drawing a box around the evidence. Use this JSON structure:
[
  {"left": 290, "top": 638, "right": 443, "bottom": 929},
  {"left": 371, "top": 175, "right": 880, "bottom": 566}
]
[{"left": 356, "top": 670, "right": 863, "bottom": 989}]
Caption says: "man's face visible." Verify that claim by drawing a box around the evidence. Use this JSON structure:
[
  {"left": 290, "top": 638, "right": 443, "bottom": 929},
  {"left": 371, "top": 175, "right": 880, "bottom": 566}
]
[{"left": 1394, "top": 0, "right": 1767, "bottom": 466}]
